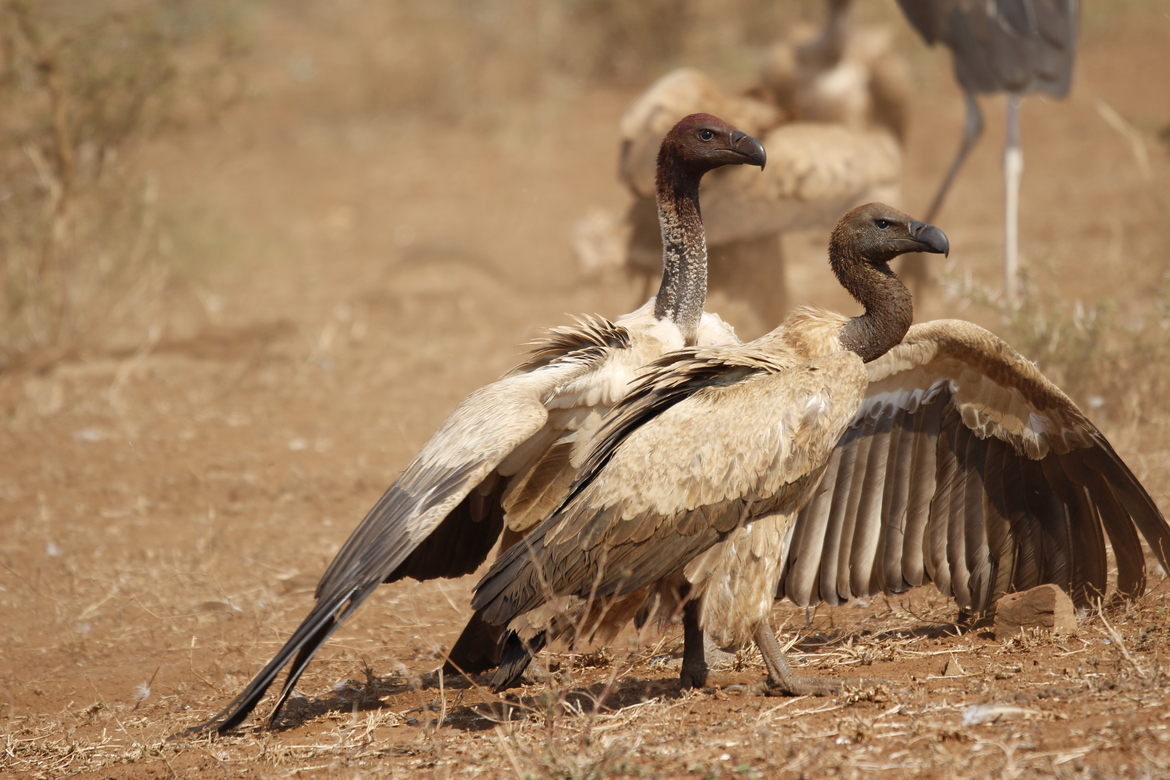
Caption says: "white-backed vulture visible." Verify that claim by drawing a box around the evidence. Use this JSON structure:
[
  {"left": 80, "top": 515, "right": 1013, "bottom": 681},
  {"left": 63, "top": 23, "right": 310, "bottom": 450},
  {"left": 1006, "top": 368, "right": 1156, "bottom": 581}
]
[
  {"left": 896, "top": 0, "right": 1078, "bottom": 301},
  {"left": 600, "top": 4, "right": 909, "bottom": 332},
  {"left": 194, "top": 114, "right": 766, "bottom": 734},
  {"left": 471, "top": 203, "right": 951, "bottom": 694}
]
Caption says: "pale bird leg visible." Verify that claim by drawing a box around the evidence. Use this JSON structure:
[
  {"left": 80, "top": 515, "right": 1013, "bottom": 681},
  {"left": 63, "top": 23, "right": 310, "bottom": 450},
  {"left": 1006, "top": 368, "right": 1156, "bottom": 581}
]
[{"left": 1003, "top": 93, "right": 1023, "bottom": 305}]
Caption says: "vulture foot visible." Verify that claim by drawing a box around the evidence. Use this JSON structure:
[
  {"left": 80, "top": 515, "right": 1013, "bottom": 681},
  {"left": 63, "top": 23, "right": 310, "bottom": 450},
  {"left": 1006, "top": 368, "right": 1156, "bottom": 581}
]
[
  {"left": 679, "top": 663, "right": 709, "bottom": 690},
  {"left": 752, "top": 622, "right": 887, "bottom": 698},
  {"left": 756, "top": 673, "right": 883, "bottom": 698}
]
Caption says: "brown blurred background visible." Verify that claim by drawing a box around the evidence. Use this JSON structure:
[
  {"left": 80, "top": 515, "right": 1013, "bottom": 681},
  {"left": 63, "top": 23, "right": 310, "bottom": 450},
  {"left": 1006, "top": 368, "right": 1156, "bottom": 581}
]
[{"left": 3, "top": 1, "right": 1170, "bottom": 777}]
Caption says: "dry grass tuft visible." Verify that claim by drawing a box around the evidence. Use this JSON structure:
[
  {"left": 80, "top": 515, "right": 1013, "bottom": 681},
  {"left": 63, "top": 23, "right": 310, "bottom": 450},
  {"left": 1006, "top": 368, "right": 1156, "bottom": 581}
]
[
  {"left": 944, "top": 268, "right": 1170, "bottom": 433},
  {"left": 0, "top": 0, "right": 245, "bottom": 371}
]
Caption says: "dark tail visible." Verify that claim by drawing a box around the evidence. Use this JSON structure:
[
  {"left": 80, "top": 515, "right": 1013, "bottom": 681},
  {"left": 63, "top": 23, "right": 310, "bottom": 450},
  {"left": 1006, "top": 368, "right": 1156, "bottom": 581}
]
[
  {"left": 443, "top": 610, "right": 504, "bottom": 676},
  {"left": 489, "top": 631, "right": 546, "bottom": 690},
  {"left": 191, "top": 586, "right": 375, "bottom": 734}
]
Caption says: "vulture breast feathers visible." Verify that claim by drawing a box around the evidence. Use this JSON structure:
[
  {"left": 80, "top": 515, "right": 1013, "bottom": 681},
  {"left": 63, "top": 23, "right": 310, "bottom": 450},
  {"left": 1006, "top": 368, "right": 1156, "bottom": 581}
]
[
  {"left": 473, "top": 344, "right": 869, "bottom": 630},
  {"left": 778, "top": 319, "right": 1170, "bottom": 613}
]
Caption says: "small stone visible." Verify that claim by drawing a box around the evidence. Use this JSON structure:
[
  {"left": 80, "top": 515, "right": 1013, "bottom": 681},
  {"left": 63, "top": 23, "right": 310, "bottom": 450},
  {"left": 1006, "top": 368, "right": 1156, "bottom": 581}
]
[
  {"left": 942, "top": 657, "right": 965, "bottom": 676},
  {"left": 994, "top": 584, "right": 1077, "bottom": 639}
]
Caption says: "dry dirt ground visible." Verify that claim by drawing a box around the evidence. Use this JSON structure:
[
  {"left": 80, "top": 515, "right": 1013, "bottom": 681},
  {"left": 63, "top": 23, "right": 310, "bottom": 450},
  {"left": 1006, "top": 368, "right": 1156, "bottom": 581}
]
[{"left": 5, "top": 4, "right": 1170, "bottom": 779}]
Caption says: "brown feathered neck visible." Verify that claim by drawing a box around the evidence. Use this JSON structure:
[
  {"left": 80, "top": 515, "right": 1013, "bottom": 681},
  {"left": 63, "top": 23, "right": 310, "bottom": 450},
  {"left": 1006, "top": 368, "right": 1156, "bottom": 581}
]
[
  {"left": 829, "top": 225, "right": 913, "bottom": 364},
  {"left": 651, "top": 143, "right": 710, "bottom": 345}
]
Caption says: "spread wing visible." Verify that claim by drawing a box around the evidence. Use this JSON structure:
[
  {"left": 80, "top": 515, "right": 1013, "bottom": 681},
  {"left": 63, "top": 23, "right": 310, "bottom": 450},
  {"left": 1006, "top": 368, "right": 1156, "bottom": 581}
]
[
  {"left": 198, "top": 317, "right": 632, "bottom": 733},
  {"left": 777, "top": 320, "right": 1170, "bottom": 613},
  {"left": 473, "top": 349, "right": 868, "bottom": 629}
]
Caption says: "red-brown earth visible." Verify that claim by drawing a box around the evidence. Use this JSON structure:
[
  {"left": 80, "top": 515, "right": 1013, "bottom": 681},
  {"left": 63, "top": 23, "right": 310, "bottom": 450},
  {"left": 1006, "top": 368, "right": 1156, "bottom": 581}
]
[{"left": 4, "top": 3, "right": 1170, "bottom": 778}]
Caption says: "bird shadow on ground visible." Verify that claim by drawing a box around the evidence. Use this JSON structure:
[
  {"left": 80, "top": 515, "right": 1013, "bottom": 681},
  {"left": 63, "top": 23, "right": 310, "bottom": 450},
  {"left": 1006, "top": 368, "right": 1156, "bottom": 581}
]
[
  {"left": 256, "top": 667, "right": 698, "bottom": 735},
  {"left": 792, "top": 618, "right": 975, "bottom": 653}
]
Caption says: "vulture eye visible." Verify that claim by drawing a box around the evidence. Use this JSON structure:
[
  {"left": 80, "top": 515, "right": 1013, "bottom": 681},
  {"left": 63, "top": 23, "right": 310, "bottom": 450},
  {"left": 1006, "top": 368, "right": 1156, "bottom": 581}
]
[
  {"left": 698, "top": 129, "right": 715, "bottom": 141},
  {"left": 874, "top": 219, "right": 891, "bottom": 230}
]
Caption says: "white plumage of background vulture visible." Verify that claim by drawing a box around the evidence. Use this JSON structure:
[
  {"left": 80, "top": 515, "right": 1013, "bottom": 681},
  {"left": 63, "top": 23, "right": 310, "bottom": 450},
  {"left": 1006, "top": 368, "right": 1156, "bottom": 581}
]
[
  {"left": 473, "top": 203, "right": 951, "bottom": 695},
  {"left": 194, "top": 113, "right": 765, "bottom": 734},
  {"left": 474, "top": 202, "right": 1170, "bottom": 697},
  {"left": 577, "top": 0, "right": 909, "bottom": 333},
  {"left": 895, "top": 0, "right": 1078, "bottom": 302}
]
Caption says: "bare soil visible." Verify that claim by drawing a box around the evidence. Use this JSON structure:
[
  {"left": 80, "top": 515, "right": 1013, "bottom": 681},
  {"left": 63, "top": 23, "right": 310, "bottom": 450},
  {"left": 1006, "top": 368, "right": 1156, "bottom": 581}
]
[{"left": 4, "top": 5, "right": 1170, "bottom": 778}]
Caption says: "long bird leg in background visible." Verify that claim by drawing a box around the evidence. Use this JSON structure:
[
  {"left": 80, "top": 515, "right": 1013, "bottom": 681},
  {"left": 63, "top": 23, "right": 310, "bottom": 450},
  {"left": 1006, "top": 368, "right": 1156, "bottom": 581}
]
[
  {"left": 896, "top": 0, "right": 1077, "bottom": 306},
  {"left": 751, "top": 622, "right": 881, "bottom": 697},
  {"left": 924, "top": 89, "right": 983, "bottom": 224},
  {"left": 900, "top": 89, "right": 982, "bottom": 297},
  {"left": 1003, "top": 93, "right": 1022, "bottom": 304}
]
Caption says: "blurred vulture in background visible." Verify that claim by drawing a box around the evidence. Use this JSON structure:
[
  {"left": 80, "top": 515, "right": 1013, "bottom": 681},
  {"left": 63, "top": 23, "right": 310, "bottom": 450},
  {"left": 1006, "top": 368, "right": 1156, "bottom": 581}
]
[{"left": 576, "top": 0, "right": 910, "bottom": 332}]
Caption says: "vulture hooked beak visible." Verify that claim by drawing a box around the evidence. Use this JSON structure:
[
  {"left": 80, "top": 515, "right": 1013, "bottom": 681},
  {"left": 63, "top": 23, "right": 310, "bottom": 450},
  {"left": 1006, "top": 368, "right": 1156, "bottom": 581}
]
[
  {"left": 731, "top": 131, "right": 767, "bottom": 170},
  {"left": 907, "top": 220, "right": 950, "bottom": 257}
]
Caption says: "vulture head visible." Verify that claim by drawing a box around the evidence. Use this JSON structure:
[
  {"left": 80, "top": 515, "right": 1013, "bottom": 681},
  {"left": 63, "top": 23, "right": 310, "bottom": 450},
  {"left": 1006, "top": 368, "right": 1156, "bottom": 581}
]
[
  {"left": 831, "top": 202, "right": 949, "bottom": 268},
  {"left": 831, "top": 203, "right": 949, "bottom": 362},
  {"left": 656, "top": 113, "right": 767, "bottom": 191}
]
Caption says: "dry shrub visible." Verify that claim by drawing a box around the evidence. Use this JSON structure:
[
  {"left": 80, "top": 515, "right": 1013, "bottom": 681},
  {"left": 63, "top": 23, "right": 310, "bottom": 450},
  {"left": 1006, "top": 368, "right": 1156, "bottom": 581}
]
[
  {"left": 1003, "top": 293, "right": 1170, "bottom": 425},
  {"left": 0, "top": 0, "right": 245, "bottom": 369},
  {"left": 946, "top": 272, "right": 1170, "bottom": 434}
]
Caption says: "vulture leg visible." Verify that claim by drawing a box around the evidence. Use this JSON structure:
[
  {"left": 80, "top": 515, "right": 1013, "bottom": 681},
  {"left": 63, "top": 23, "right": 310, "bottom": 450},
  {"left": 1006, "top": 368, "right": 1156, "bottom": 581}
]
[
  {"left": 752, "top": 622, "right": 881, "bottom": 697},
  {"left": 490, "top": 631, "right": 546, "bottom": 690},
  {"left": 1003, "top": 93, "right": 1022, "bottom": 304},
  {"left": 901, "top": 90, "right": 983, "bottom": 298},
  {"left": 679, "top": 600, "right": 709, "bottom": 689}
]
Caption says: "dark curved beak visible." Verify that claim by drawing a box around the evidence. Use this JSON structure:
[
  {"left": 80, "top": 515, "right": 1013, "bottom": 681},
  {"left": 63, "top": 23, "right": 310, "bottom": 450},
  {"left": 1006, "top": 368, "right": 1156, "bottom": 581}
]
[
  {"left": 908, "top": 220, "right": 949, "bottom": 256},
  {"left": 730, "top": 131, "right": 767, "bottom": 170}
]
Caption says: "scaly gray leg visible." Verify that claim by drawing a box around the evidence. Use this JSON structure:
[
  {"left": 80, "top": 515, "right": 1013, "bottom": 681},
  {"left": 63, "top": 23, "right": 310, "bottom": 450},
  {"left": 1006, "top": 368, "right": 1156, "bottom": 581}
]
[
  {"left": 925, "top": 88, "right": 984, "bottom": 224},
  {"left": 753, "top": 622, "right": 883, "bottom": 697}
]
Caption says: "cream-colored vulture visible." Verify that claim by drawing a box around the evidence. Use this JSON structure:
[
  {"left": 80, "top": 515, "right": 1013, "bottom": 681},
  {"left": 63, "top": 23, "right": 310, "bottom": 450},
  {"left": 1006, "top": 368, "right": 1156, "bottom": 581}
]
[
  {"left": 612, "top": 5, "right": 907, "bottom": 332},
  {"left": 471, "top": 203, "right": 952, "bottom": 693},
  {"left": 194, "top": 114, "right": 766, "bottom": 734},
  {"left": 704, "top": 317, "right": 1170, "bottom": 694}
]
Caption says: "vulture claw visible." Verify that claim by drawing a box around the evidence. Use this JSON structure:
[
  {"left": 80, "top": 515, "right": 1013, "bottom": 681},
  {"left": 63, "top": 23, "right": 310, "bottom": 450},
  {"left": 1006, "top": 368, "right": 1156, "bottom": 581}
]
[{"left": 760, "top": 674, "right": 889, "bottom": 699}]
